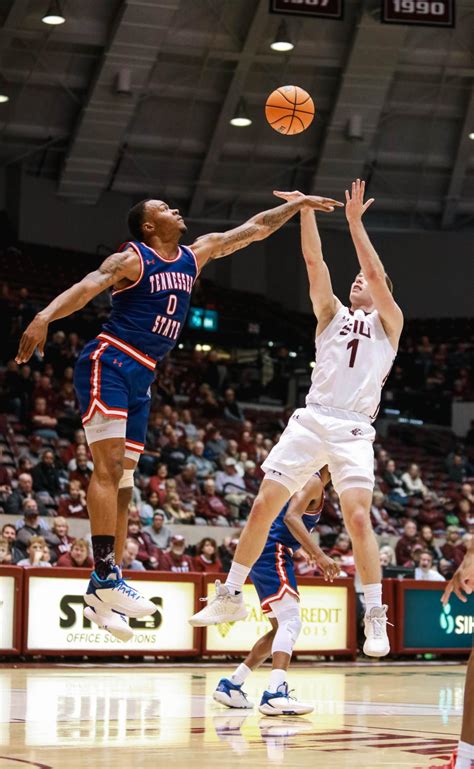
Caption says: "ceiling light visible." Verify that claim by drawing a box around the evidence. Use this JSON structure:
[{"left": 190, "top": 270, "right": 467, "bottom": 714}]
[
  {"left": 0, "top": 94, "right": 9, "bottom": 104},
  {"left": 230, "top": 100, "right": 252, "bottom": 127},
  {"left": 42, "top": 0, "right": 66, "bottom": 25},
  {"left": 270, "top": 22, "right": 294, "bottom": 52},
  {"left": 469, "top": 132, "right": 474, "bottom": 140}
]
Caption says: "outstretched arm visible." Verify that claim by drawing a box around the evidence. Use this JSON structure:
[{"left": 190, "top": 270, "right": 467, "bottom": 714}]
[
  {"left": 442, "top": 533, "right": 474, "bottom": 605},
  {"left": 15, "top": 248, "right": 140, "bottom": 363},
  {"left": 345, "top": 180, "right": 403, "bottom": 340},
  {"left": 190, "top": 191, "right": 343, "bottom": 269}
]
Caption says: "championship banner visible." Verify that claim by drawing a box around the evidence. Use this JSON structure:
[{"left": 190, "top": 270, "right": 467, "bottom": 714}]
[
  {"left": 396, "top": 580, "right": 473, "bottom": 653},
  {"left": 23, "top": 569, "right": 201, "bottom": 656},
  {"left": 0, "top": 566, "right": 23, "bottom": 655},
  {"left": 203, "top": 576, "right": 356, "bottom": 656}
]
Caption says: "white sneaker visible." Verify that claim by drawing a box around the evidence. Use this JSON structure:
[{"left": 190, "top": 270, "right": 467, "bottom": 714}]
[
  {"left": 84, "top": 565, "right": 156, "bottom": 619},
  {"left": 84, "top": 605, "right": 133, "bottom": 642},
  {"left": 213, "top": 678, "right": 253, "bottom": 709},
  {"left": 189, "top": 580, "right": 248, "bottom": 627},
  {"left": 363, "top": 604, "right": 391, "bottom": 657},
  {"left": 259, "top": 683, "right": 314, "bottom": 716}
]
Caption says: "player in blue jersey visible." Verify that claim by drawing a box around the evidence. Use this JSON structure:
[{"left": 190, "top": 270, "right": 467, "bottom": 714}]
[
  {"left": 212, "top": 469, "right": 339, "bottom": 716},
  {"left": 15, "top": 192, "right": 342, "bottom": 640}
]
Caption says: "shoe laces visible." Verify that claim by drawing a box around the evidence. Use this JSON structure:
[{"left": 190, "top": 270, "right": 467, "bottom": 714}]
[
  {"left": 367, "top": 613, "right": 393, "bottom": 638},
  {"left": 114, "top": 580, "right": 140, "bottom": 600},
  {"left": 199, "top": 579, "right": 230, "bottom": 604}
]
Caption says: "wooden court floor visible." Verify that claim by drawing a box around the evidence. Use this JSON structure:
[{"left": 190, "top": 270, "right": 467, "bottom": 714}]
[{"left": 0, "top": 663, "right": 466, "bottom": 769}]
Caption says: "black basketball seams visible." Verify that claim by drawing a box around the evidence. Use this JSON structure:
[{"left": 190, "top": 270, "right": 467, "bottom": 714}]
[
  {"left": 290, "top": 114, "right": 306, "bottom": 133},
  {"left": 277, "top": 87, "right": 297, "bottom": 106}
]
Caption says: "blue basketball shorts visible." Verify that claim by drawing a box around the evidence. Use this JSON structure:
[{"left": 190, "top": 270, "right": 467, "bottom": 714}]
[
  {"left": 250, "top": 540, "right": 299, "bottom": 614},
  {"left": 74, "top": 332, "right": 156, "bottom": 456}
]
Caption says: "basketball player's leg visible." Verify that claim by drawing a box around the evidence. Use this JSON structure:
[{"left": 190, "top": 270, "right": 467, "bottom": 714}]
[{"left": 455, "top": 649, "right": 474, "bottom": 768}]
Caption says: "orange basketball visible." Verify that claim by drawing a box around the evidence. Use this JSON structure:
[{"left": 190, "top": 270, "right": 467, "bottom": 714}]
[{"left": 265, "top": 85, "right": 315, "bottom": 135}]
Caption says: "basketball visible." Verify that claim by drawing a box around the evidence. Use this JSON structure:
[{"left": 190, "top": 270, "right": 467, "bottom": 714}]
[{"left": 265, "top": 85, "right": 315, "bottom": 135}]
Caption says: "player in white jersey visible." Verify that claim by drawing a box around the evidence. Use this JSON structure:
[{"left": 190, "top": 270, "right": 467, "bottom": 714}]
[{"left": 190, "top": 180, "right": 404, "bottom": 657}]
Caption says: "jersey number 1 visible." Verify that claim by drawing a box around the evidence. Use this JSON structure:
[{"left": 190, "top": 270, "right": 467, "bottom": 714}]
[{"left": 346, "top": 339, "right": 359, "bottom": 368}]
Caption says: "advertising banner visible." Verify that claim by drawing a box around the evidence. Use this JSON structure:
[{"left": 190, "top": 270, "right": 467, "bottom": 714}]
[
  {"left": 396, "top": 580, "right": 473, "bottom": 653},
  {"left": 24, "top": 569, "right": 200, "bottom": 655},
  {"left": 203, "top": 577, "right": 355, "bottom": 656},
  {"left": 0, "top": 567, "right": 22, "bottom": 654}
]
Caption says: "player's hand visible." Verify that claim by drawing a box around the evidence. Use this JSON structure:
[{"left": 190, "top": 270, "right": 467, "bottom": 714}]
[
  {"left": 311, "top": 550, "right": 340, "bottom": 583},
  {"left": 345, "top": 179, "right": 374, "bottom": 223},
  {"left": 273, "top": 190, "right": 344, "bottom": 212},
  {"left": 442, "top": 551, "right": 474, "bottom": 605},
  {"left": 15, "top": 314, "right": 48, "bottom": 364}
]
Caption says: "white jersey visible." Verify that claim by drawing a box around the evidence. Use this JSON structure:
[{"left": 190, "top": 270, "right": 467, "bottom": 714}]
[{"left": 306, "top": 305, "right": 396, "bottom": 421}]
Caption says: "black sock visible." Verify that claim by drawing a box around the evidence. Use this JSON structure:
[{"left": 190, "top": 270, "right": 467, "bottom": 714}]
[{"left": 91, "top": 535, "right": 116, "bottom": 580}]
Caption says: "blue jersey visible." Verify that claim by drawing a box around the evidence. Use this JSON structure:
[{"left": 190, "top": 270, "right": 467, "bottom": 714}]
[
  {"left": 102, "top": 240, "right": 198, "bottom": 363},
  {"left": 266, "top": 498, "right": 323, "bottom": 552}
]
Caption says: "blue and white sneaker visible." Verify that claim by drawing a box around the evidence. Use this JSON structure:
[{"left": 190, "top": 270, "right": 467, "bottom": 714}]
[
  {"left": 259, "top": 683, "right": 313, "bottom": 716},
  {"left": 84, "top": 566, "right": 156, "bottom": 619},
  {"left": 83, "top": 605, "right": 133, "bottom": 642},
  {"left": 213, "top": 678, "right": 253, "bottom": 709}
]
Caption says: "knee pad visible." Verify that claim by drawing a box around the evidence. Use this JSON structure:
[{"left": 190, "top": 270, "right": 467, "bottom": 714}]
[
  {"left": 118, "top": 468, "right": 135, "bottom": 490},
  {"left": 271, "top": 605, "right": 302, "bottom": 657}
]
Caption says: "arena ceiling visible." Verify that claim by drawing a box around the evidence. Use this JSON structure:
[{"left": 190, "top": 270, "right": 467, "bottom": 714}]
[{"left": 0, "top": 0, "right": 473, "bottom": 231}]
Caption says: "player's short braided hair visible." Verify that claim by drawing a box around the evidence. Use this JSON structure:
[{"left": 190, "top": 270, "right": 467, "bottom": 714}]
[{"left": 127, "top": 199, "right": 152, "bottom": 241}]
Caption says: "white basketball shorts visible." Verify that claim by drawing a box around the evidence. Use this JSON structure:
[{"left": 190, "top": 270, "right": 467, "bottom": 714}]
[{"left": 262, "top": 403, "right": 375, "bottom": 497}]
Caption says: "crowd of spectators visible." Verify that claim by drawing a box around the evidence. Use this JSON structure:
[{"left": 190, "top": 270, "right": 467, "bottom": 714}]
[{"left": 1, "top": 282, "right": 474, "bottom": 583}]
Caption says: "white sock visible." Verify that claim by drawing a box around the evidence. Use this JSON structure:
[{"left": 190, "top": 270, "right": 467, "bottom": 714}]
[
  {"left": 231, "top": 663, "right": 251, "bottom": 686},
  {"left": 268, "top": 668, "right": 287, "bottom": 693},
  {"left": 455, "top": 740, "right": 474, "bottom": 769},
  {"left": 225, "top": 561, "right": 250, "bottom": 594},
  {"left": 363, "top": 583, "right": 383, "bottom": 613}
]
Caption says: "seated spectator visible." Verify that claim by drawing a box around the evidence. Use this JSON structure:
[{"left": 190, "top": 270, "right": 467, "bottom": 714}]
[
  {"left": 379, "top": 544, "right": 396, "bottom": 565},
  {"left": 181, "top": 408, "right": 199, "bottom": 441},
  {"left": 139, "top": 490, "right": 165, "bottom": 526},
  {"left": 458, "top": 498, "right": 474, "bottom": 529},
  {"left": 147, "top": 463, "right": 169, "bottom": 506},
  {"left": 438, "top": 557, "right": 456, "bottom": 581},
  {"left": 401, "top": 463, "right": 428, "bottom": 499},
  {"left": 121, "top": 538, "right": 146, "bottom": 571},
  {"left": 31, "top": 396, "right": 58, "bottom": 439},
  {"left": 195, "top": 479, "right": 231, "bottom": 525},
  {"left": 204, "top": 427, "right": 228, "bottom": 462},
  {"left": 218, "top": 536, "right": 238, "bottom": 573},
  {"left": 174, "top": 464, "right": 201, "bottom": 511},
  {"left": 222, "top": 387, "right": 244, "bottom": 422},
  {"left": 31, "top": 449, "right": 61, "bottom": 501},
  {"left": 67, "top": 444, "right": 94, "bottom": 473},
  {"left": 395, "top": 520, "right": 420, "bottom": 565},
  {"left": 161, "top": 431, "right": 190, "bottom": 476},
  {"left": 329, "top": 533, "right": 355, "bottom": 577},
  {"left": 441, "top": 526, "right": 466, "bottom": 568},
  {"left": 186, "top": 441, "right": 214, "bottom": 480},
  {"left": 159, "top": 534, "right": 194, "bottom": 572},
  {"left": 18, "top": 435, "right": 44, "bottom": 467},
  {"left": 214, "top": 457, "right": 247, "bottom": 518},
  {"left": 127, "top": 519, "right": 159, "bottom": 569},
  {"left": 56, "top": 539, "right": 93, "bottom": 568},
  {"left": 69, "top": 445, "right": 93, "bottom": 491},
  {"left": 379, "top": 551, "right": 391, "bottom": 570},
  {"left": 382, "top": 459, "right": 407, "bottom": 505},
  {"left": 143, "top": 511, "right": 171, "bottom": 549},
  {"left": 163, "top": 491, "right": 195, "bottom": 523},
  {"left": 414, "top": 550, "right": 445, "bottom": 582},
  {"left": 61, "top": 428, "right": 91, "bottom": 465},
  {"left": 243, "top": 461, "right": 260, "bottom": 495},
  {"left": 0, "top": 536, "right": 11, "bottom": 565},
  {"left": 417, "top": 493, "right": 446, "bottom": 530},
  {"left": 193, "top": 537, "right": 223, "bottom": 573},
  {"left": 49, "top": 517, "right": 74, "bottom": 562},
  {"left": 1, "top": 523, "right": 23, "bottom": 563},
  {"left": 370, "top": 491, "right": 397, "bottom": 535},
  {"left": 58, "top": 480, "right": 88, "bottom": 518},
  {"left": 419, "top": 525, "right": 442, "bottom": 562},
  {"left": 17, "top": 535, "right": 52, "bottom": 567},
  {"left": 5, "top": 472, "right": 48, "bottom": 517},
  {"left": 15, "top": 500, "right": 57, "bottom": 559}
]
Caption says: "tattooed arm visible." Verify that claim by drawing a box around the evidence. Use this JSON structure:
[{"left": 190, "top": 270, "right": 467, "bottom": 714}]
[
  {"left": 15, "top": 249, "right": 140, "bottom": 363},
  {"left": 190, "top": 192, "right": 343, "bottom": 269}
]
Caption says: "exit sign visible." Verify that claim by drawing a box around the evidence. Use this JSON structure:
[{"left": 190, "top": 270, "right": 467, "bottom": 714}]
[
  {"left": 381, "top": 0, "right": 455, "bottom": 27},
  {"left": 269, "top": 0, "right": 344, "bottom": 20}
]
